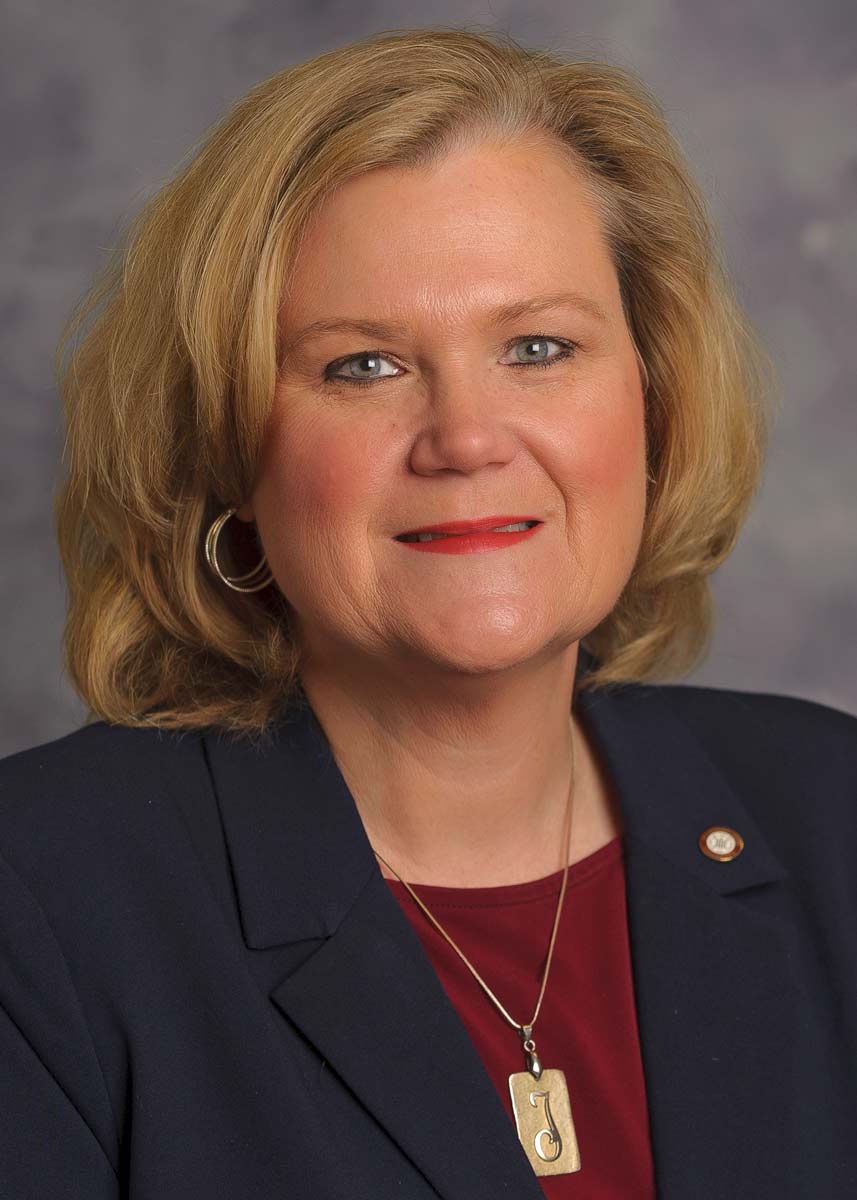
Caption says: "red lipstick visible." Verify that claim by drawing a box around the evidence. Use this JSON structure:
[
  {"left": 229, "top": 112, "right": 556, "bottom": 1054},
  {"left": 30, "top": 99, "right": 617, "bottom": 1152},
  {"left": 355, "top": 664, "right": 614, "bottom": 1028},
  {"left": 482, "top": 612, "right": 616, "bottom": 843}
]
[
  {"left": 397, "top": 515, "right": 540, "bottom": 536},
  {"left": 394, "top": 516, "right": 543, "bottom": 555}
]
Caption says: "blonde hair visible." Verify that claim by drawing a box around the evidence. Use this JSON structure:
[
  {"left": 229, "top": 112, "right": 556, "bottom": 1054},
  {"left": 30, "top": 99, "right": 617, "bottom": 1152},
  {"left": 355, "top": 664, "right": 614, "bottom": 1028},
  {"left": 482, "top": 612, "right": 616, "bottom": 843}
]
[{"left": 55, "top": 25, "right": 776, "bottom": 736}]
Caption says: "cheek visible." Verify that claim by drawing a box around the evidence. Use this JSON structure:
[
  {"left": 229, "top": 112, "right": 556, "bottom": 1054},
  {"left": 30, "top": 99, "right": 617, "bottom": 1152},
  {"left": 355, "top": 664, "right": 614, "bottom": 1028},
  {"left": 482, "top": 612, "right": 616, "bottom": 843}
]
[
  {"left": 582, "top": 379, "right": 645, "bottom": 494},
  {"left": 254, "top": 405, "right": 386, "bottom": 540},
  {"left": 558, "top": 381, "right": 647, "bottom": 554}
]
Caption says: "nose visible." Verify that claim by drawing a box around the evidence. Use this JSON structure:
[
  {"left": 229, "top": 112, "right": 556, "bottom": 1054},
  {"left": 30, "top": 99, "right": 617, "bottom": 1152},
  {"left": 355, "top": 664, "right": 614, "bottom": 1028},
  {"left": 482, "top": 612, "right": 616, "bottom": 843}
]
[{"left": 407, "top": 375, "right": 519, "bottom": 476}]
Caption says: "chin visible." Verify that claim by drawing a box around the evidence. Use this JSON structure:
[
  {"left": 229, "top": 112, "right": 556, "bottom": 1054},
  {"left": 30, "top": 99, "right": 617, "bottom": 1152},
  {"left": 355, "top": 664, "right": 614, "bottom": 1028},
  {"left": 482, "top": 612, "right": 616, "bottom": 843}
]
[{"left": 409, "top": 613, "right": 571, "bottom": 675}]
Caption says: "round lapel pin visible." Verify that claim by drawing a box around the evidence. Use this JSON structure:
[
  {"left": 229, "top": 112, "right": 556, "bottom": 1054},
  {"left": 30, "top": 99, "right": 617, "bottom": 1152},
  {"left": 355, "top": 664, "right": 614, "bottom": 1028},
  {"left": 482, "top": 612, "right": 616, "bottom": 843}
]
[{"left": 699, "top": 826, "right": 744, "bottom": 862}]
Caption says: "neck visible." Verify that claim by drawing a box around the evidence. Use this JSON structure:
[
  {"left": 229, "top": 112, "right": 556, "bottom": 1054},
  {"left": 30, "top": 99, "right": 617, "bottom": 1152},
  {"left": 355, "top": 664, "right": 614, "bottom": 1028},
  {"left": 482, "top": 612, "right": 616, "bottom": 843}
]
[{"left": 296, "top": 643, "right": 622, "bottom": 888}]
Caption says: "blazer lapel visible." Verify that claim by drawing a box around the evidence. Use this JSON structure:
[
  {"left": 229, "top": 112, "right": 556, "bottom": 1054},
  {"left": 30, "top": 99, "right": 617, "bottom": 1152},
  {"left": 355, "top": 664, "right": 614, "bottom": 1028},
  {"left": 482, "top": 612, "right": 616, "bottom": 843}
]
[
  {"left": 203, "top": 695, "right": 543, "bottom": 1200},
  {"left": 576, "top": 681, "right": 805, "bottom": 1199},
  {"left": 270, "top": 872, "right": 544, "bottom": 1198},
  {"left": 202, "top": 658, "right": 807, "bottom": 1199}
]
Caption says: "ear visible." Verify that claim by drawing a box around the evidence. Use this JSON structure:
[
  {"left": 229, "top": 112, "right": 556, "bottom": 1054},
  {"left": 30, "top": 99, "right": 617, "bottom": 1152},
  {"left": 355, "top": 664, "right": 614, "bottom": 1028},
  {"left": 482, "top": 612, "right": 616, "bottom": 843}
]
[{"left": 235, "top": 500, "right": 255, "bottom": 522}]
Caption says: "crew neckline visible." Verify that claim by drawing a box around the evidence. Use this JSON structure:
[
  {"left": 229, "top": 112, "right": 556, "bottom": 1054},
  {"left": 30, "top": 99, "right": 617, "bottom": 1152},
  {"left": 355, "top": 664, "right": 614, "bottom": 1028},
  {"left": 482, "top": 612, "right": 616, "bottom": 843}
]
[{"left": 382, "top": 833, "right": 623, "bottom": 909}]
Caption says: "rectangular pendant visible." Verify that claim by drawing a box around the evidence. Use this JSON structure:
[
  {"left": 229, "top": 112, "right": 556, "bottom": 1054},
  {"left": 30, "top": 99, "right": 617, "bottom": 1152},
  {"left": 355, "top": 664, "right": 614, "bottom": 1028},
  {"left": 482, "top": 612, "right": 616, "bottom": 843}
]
[{"left": 508, "top": 1068, "right": 581, "bottom": 1177}]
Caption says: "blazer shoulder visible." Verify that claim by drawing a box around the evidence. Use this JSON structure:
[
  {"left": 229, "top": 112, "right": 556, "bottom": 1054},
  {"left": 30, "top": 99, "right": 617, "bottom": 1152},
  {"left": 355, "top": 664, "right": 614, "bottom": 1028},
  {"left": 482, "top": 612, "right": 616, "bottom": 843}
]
[
  {"left": 645, "top": 680, "right": 857, "bottom": 840},
  {"left": 0, "top": 720, "right": 205, "bottom": 816},
  {"left": 0, "top": 722, "right": 211, "bottom": 896},
  {"left": 652, "top": 680, "right": 857, "bottom": 738}
]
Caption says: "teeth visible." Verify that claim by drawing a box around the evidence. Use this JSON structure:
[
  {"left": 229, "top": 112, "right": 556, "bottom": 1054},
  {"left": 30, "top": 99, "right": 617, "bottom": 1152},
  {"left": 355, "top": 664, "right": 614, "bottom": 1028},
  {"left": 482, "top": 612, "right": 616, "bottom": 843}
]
[{"left": 490, "top": 522, "right": 536, "bottom": 533}]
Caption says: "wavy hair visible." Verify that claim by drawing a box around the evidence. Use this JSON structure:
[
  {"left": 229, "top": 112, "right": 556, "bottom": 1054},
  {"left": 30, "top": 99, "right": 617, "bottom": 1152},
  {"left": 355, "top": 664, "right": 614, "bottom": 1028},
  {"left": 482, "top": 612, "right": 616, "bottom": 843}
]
[{"left": 55, "top": 25, "right": 776, "bottom": 735}]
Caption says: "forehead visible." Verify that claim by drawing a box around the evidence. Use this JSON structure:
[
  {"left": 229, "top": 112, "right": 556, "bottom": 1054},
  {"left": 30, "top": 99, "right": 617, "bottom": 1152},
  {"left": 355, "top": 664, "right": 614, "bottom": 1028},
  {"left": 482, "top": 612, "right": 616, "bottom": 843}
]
[{"left": 280, "top": 138, "right": 620, "bottom": 330}]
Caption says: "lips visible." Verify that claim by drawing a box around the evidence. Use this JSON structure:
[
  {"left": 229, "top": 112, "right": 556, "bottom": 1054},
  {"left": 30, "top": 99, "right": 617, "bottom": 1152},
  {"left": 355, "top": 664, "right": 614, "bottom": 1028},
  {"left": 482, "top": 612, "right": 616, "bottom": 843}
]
[{"left": 395, "top": 515, "right": 541, "bottom": 539}]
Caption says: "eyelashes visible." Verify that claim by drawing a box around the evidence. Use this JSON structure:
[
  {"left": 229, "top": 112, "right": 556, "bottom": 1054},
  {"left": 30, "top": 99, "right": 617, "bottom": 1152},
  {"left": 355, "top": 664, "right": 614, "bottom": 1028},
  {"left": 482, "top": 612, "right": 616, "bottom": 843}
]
[{"left": 322, "top": 335, "right": 578, "bottom": 388}]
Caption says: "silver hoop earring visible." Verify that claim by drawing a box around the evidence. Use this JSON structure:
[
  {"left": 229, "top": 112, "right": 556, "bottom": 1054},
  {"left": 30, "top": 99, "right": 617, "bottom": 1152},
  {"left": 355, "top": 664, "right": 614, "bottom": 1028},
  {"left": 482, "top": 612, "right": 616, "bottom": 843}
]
[{"left": 204, "top": 507, "right": 274, "bottom": 593}]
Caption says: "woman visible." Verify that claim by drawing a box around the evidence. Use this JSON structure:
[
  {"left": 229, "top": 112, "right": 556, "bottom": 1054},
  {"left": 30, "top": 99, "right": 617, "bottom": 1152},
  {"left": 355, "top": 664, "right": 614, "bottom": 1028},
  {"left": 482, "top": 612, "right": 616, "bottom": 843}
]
[{"left": 1, "top": 26, "right": 854, "bottom": 1200}]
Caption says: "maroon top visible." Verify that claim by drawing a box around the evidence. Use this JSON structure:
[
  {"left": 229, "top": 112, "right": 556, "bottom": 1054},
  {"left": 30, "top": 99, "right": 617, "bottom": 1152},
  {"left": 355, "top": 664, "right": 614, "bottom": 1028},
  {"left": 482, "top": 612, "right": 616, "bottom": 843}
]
[{"left": 385, "top": 836, "right": 656, "bottom": 1197}]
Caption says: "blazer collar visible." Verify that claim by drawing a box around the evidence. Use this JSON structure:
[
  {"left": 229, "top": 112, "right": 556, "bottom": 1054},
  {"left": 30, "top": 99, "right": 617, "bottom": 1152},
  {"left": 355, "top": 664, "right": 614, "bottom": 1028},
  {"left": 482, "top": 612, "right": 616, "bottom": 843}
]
[
  {"left": 575, "top": 673, "right": 788, "bottom": 895},
  {"left": 202, "top": 685, "right": 378, "bottom": 947},
  {"left": 203, "top": 649, "right": 787, "bottom": 951}
]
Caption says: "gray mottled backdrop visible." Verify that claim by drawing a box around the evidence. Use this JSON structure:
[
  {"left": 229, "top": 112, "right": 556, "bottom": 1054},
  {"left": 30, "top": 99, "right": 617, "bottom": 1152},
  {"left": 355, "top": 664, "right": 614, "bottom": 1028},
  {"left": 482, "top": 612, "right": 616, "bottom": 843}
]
[{"left": 2, "top": 1, "right": 855, "bottom": 757}]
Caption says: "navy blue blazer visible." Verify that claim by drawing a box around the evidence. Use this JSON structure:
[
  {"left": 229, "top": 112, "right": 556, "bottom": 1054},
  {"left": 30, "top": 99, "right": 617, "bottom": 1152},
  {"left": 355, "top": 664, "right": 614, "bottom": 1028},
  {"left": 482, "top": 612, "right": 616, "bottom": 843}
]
[{"left": 1, "top": 656, "right": 856, "bottom": 1198}]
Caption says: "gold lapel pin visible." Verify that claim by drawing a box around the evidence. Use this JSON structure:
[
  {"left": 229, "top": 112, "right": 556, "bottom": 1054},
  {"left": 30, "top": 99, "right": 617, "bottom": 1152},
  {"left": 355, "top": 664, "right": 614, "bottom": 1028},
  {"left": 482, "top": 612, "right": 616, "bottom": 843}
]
[{"left": 698, "top": 826, "right": 744, "bottom": 862}]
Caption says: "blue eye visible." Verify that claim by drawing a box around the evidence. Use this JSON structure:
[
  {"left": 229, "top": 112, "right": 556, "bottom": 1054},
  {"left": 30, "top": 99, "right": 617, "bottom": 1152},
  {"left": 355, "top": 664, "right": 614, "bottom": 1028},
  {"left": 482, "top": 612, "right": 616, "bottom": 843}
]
[
  {"left": 506, "top": 337, "right": 574, "bottom": 368},
  {"left": 323, "top": 335, "right": 577, "bottom": 388},
  {"left": 325, "top": 351, "right": 399, "bottom": 385}
]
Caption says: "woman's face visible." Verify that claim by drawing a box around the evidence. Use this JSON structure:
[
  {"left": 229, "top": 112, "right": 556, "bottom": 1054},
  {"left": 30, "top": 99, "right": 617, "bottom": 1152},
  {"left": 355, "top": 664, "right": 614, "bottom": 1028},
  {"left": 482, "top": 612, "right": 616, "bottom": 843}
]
[{"left": 239, "top": 137, "right": 648, "bottom": 682}]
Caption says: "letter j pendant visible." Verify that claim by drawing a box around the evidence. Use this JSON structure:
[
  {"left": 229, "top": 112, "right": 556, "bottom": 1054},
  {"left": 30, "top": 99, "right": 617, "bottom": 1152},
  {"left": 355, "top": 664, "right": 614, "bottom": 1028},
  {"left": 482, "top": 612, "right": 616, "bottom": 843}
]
[{"left": 508, "top": 1026, "right": 581, "bottom": 1177}]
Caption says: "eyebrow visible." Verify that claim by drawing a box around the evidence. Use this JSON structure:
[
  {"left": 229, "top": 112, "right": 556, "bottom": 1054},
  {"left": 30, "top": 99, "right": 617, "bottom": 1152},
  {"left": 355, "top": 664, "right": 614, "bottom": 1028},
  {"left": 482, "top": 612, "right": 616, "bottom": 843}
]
[{"left": 281, "top": 290, "right": 608, "bottom": 354}]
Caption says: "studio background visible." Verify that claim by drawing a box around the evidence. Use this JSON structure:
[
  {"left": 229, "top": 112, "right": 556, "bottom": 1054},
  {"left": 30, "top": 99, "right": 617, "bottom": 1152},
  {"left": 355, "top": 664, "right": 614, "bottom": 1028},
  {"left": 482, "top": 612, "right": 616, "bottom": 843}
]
[{"left": 2, "top": 1, "right": 855, "bottom": 758}]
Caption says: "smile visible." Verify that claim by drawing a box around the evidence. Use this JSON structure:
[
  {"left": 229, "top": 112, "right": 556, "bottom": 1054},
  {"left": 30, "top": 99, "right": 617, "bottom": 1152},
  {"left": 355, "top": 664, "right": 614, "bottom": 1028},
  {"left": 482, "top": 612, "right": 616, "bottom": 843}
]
[{"left": 394, "top": 522, "right": 543, "bottom": 555}]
